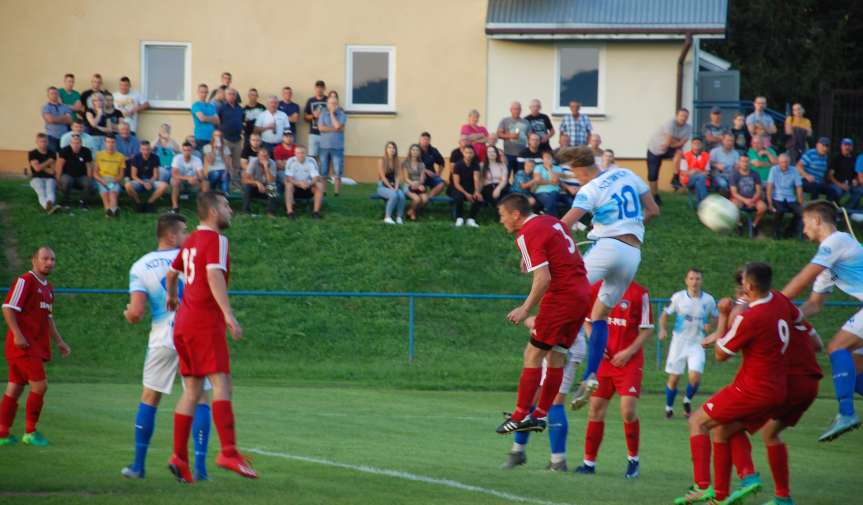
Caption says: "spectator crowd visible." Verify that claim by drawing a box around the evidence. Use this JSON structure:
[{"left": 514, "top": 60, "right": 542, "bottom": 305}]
[{"left": 28, "top": 73, "right": 863, "bottom": 237}]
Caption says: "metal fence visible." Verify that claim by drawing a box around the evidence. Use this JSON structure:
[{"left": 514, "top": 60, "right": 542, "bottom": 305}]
[{"left": 6, "top": 287, "right": 860, "bottom": 368}]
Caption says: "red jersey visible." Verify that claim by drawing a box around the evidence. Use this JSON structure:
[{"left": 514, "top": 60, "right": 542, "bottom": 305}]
[
  {"left": 170, "top": 226, "right": 231, "bottom": 331},
  {"left": 273, "top": 143, "right": 296, "bottom": 162},
  {"left": 3, "top": 271, "right": 54, "bottom": 361},
  {"left": 516, "top": 215, "right": 588, "bottom": 295},
  {"left": 593, "top": 281, "right": 653, "bottom": 376},
  {"left": 786, "top": 320, "right": 823, "bottom": 379},
  {"left": 717, "top": 290, "right": 801, "bottom": 398}
]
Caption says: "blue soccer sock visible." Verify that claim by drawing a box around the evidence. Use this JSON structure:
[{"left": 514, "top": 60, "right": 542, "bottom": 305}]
[
  {"left": 665, "top": 386, "right": 678, "bottom": 409},
  {"left": 583, "top": 320, "right": 608, "bottom": 380},
  {"left": 855, "top": 370, "right": 863, "bottom": 397},
  {"left": 192, "top": 403, "right": 211, "bottom": 478},
  {"left": 547, "top": 404, "right": 568, "bottom": 459},
  {"left": 133, "top": 402, "right": 157, "bottom": 473},
  {"left": 512, "top": 405, "right": 534, "bottom": 449},
  {"left": 830, "top": 349, "right": 857, "bottom": 416},
  {"left": 685, "top": 382, "right": 700, "bottom": 402}
]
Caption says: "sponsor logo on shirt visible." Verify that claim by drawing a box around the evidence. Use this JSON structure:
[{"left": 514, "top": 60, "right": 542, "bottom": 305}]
[{"left": 705, "top": 402, "right": 714, "bottom": 411}]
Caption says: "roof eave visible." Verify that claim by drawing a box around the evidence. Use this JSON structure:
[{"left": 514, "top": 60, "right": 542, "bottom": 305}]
[{"left": 485, "top": 25, "right": 726, "bottom": 40}]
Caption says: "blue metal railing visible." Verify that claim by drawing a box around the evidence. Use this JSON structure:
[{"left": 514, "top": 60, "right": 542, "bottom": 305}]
[{"left": 5, "top": 287, "right": 859, "bottom": 368}]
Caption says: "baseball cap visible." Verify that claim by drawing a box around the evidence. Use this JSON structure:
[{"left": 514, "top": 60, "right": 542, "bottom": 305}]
[
  {"left": 841, "top": 138, "right": 853, "bottom": 146},
  {"left": 710, "top": 106, "right": 721, "bottom": 114},
  {"left": 817, "top": 137, "right": 831, "bottom": 146}
]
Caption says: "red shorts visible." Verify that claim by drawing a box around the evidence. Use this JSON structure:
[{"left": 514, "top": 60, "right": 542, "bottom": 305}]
[
  {"left": 703, "top": 384, "right": 783, "bottom": 432},
  {"left": 766, "top": 375, "right": 819, "bottom": 428},
  {"left": 6, "top": 355, "right": 46, "bottom": 384},
  {"left": 530, "top": 292, "right": 590, "bottom": 350},
  {"left": 173, "top": 326, "right": 231, "bottom": 377},
  {"left": 594, "top": 367, "right": 643, "bottom": 399}
]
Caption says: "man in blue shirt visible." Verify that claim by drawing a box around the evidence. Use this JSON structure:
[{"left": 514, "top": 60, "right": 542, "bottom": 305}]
[
  {"left": 708, "top": 133, "right": 739, "bottom": 196},
  {"left": 797, "top": 137, "right": 839, "bottom": 201},
  {"left": 42, "top": 87, "right": 73, "bottom": 153},
  {"left": 767, "top": 153, "right": 804, "bottom": 239},
  {"left": 318, "top": 95, "right": 347, "bottom": 196},
  {"left": 277, "top": 87, "right": 301, "bottom": 135},
  {"left": 218, "top": 88, "right": 245, "bottom": 186},
  {"left": 191, "top": 84, "right": 219, "bottom": 148}
]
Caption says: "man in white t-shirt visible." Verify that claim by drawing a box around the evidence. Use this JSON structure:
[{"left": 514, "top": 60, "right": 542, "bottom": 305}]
[
  {"left": 113, "top": 76, "right": 149, "bottom": 135},
  {"left": 170, "top": 142, "right": 203, "bottom": 213},
  {"left": 254, "top": 96, "right": 290, "bottom": 156},
  {"left": 121, "top": 213, "right": 211, "bottom": 480},
  {"left": 658, "top": 269, "right": 717, "bottom": 418},
  {"left": 284, "top": 146, "right": 324, "bottom": 218}
]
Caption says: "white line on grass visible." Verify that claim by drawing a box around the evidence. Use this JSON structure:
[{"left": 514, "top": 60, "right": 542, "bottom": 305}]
[{"left": 247, "top": 448, "right": 576, "bottom": 505}]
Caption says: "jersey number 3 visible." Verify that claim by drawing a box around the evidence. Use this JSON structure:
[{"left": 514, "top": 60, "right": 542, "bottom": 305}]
[
  {"left": 182, "top": 248, "right": 197, "bottom": 285},
  {"left": 552, "top": 223, "right": 576, "bottom": 254}
]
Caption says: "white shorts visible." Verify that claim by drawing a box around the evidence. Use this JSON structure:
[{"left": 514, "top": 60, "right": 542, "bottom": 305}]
[
  {"left": 584, "top": 238, "right": 642, "bottom": 308},
  {"left": 840, "top": 307, "right": 863, "bottom": 340},
  {"left": 143, "top": 346, "right": 212, "bottom": 395},
  {"left": 541, "top": 330, "right": 587, "bottom": 395},
  {"left": 664, "top": 337, "right": 705, "bottom": 375}
]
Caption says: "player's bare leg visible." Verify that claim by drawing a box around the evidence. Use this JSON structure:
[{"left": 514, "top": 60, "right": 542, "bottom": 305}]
[
  {"left": 169, "top": 376, "right": 205, "bottom": 483},
  {"left": 0, "top": 382, "right": 25, "bottom": 446},
  {"left": 712, "top": 423, "right": 762, "bottom": 504},
  {"left": 820, "top": 330, "right": 863, "bottom": 441},
  {"left": 665, "top": 373, "right": 681, "bottom": 418},
  {"left": 207, "top": 372, "right": 257, "bottom": 479},
  {"left": 572, "top": 301, "right": 611, "bottom": 410}
]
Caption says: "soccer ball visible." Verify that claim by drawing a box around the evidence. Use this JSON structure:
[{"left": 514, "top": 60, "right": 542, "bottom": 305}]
[{"left": 697, "top": 195, "right": 739, "bottom": 232}]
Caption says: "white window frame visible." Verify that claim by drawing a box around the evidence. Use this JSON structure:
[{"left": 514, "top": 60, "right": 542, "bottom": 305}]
[
  {"left": 140, "top": 41, "right": 192, "bottom": 109},
  {"left": 553, "top": 44, "right": 606, "bottom": 115},
  {"left": 345, "top": 45, "right": 396, "bottom": 113}
]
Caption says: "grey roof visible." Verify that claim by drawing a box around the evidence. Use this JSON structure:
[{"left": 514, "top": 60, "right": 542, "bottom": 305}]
[{"left": 487, "top": 0, "right": 728, "bottom": 38}]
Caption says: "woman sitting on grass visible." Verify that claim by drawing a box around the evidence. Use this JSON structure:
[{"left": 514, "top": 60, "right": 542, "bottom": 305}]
[
  {"left": 401, "top": 143, "right": 427, "bottom": 221},
  {"left": 377, "top": 141, "right": 406, "bottom": 225}
]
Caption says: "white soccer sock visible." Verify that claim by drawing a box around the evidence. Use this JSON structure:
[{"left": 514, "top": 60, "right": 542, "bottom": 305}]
[
  {"left": 550, "top": 453, "right": 566, "bottom": 464},
  {"left": 665, "top": 405, "right": 673, "bottom": 412},
  {"left": 582, "top": 459, "right": 595, "bottom": 467},
  {"left": 683, "top": 397, "right": 691, "bottom": 404},
  {"left": 511, "top": 442, "right": 526, "bottom": 453},
  {"left": 628, "top": 455, "right": 639, "bottom": 463}
]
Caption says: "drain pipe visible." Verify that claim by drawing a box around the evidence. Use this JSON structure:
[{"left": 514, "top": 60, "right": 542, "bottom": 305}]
[{"left": 676, "top": 33, "right": 694, "bottom": 111}]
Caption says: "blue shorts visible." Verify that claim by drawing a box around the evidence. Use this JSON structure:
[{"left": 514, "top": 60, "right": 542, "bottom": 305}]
[
  {"left": 319, "top": 148, "right": 344, "bottom": 177},
  {"left": 308, "top": 134, "right": 321, "bottom": 157},
  {"left": 130, "top": 180, "right": 166, "bottom": 193},
  {"left": 425, "top": 174, "right": 445, "bottom": 188},
  {"left": 98, "top": 177, "right": 120, "bottom": 194}
]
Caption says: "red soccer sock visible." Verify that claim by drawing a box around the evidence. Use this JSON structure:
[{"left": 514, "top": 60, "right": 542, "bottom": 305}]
[
  {"left": 730, "top": 431, "right": 755, "bottom": 478},
  {"left": 212, "top": 400, "right": 239, "bottom": 458},
  {"left": 584, "top": 420, "right": 605, "bottom": 462},
  {"left": 766, "top": 443, "right": 790, "bottom": 498},
  {"left": 24, "top": 391, "right": 44, "bottom": 434},
  {"left": 689, "top": 434, "right": 711, "bottom": 489},
  {"left": 623, "top": 420, "right": 640, "bottom": 458},
  {"left": 0, "top": 394, "right": 18, "bottom": 437},
  {"left": 713, "top": 441, "right": 732, "bottom": 500},
  {"left": 534, "top": 367, "right": 563, "bottom": 418},
  {"left": 513, "top": 368, "right": 541, "bottom": 420},
  {"left": 173, "top": 413, "right": 193, "bottom": 462}
]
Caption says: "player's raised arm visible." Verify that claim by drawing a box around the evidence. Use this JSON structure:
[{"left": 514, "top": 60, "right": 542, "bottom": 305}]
[{"left": 781, "top": 263, "right": 825, "bottom": 300}]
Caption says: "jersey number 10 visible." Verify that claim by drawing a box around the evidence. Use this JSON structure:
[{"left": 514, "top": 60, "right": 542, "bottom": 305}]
[
  {"left": 610, "top": 185, "right": 641, "bottom": 219},
  {"left": 182, "top": 248, "right": 197, "bottom": 285}
]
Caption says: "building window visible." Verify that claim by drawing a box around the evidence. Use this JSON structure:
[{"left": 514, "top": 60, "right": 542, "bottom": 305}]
[
  {"left": 555, "top": 46, "right": 604, "bottom": 115},
  {"left": 346, "top": 46, "right": 396, "bottom": 113},
  {"left": 141, "top": 42, "right": 192, "bottom": 109}
]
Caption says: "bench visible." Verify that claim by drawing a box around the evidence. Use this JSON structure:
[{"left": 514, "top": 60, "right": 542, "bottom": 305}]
[{"left": 369, "top": 194, "right": 453, "bottom": 204}]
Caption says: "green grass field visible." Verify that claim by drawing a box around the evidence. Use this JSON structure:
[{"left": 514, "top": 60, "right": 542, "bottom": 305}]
[
  {"left": 0, "top": 178, "right": 859, "bottom": 504},
  {"left": 0, "top": 384, "right": 857, "bottom": 505}
]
